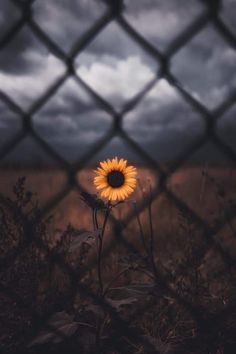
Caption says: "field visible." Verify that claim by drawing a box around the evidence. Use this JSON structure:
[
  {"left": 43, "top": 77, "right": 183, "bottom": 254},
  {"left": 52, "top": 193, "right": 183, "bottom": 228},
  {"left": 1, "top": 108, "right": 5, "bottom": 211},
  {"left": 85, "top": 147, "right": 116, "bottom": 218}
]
[{"left": 1, "top": 163, "right": 236, "bottom": 354}]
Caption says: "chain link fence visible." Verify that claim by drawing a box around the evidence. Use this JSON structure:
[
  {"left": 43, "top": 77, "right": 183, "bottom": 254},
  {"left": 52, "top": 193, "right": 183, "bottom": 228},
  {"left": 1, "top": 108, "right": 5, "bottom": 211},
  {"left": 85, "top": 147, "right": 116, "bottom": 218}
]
[{"left": 1, "top": 0, "right": 236, "bottom": 353}]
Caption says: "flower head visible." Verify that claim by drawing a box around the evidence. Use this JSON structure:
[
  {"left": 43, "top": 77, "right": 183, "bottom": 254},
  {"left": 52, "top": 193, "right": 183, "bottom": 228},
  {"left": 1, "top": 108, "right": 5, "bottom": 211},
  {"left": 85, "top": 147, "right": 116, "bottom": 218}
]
[{"left": 94, "top": 157, "right": 137, "bottom": 201}]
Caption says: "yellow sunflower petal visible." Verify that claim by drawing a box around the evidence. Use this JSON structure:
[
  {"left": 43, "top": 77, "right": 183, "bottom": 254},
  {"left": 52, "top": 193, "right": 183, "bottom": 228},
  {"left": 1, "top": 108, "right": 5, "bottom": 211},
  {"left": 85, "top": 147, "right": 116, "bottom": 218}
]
[
  {"left": 125, "top": 172, "right": 137, "bottom": 179},
  {"left": 120, "top": 190, "right": 127, "bottom": 200},
  {"left": 125, "top": 177, "right": 136, "bottom": 183},
  {"left": 112, "top": 157, "right": 119, "bottom": 169},
  {"left": 114, "top": 190, "right": 120, "bottom": 201},
  {"left": 94, "top": 167, "right": 107, "bottom": 176},
  {"left": 126, "top": 165, "right": 136, "bottom": 171},
  {"left": 94, "top": 175, "right": 106, "bottom": 182},
  {"left": 117, "top": 191, "right": 123, "bottom": 200},
  {"left": 117, "top": 158, "right": 125, "bottom": 171},
  {"left": 96, "top": 183, "right": 108, "bottom": 190},
  {"left": 113, "top": 190, "right": 118, "bottom": 201},
  {"left": 103, "top": 187, "right": 112, "bottom": 198},
  {"left": 125, "top": 182, "right": 136, "bottom": 188},
  {"left": 101, "top": 189, "right": 108, "bottom": 198},
  {"left": 100, "top": 160, "right": 109, "bottom": 171},
  {"left": 125, "top": 185, "right": 134, "bottom": 193}
]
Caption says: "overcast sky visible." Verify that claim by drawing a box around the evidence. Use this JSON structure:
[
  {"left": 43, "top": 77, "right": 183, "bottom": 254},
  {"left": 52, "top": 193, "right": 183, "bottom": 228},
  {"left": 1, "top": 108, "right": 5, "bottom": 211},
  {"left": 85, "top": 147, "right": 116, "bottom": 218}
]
[{"left": 0, "top": 0, "right": 236, "bottom": 165}]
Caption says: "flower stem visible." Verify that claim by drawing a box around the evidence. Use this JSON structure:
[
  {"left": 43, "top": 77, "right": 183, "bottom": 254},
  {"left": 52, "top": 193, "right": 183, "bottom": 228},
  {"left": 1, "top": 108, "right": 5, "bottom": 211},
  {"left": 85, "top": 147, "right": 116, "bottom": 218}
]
[
  {"left": 95, "top": 205, "right": 111, "bottom": 296},
  {"left": 93, "top": 205, "right": 111, "bottom": 351}
]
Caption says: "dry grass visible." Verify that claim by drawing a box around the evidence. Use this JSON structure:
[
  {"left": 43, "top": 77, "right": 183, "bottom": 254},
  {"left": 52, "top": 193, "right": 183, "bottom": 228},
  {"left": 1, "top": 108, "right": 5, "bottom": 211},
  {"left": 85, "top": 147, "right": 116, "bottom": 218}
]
[{"left": 1, "top": 163, "right": 236, "bottom": 353}]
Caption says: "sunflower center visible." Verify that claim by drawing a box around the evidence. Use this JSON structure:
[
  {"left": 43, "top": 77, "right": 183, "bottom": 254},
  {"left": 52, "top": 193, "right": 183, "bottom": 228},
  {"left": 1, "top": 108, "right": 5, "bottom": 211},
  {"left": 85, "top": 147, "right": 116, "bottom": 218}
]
[{"left": 107, "top": 170, "right": 125, "bottom": 188}]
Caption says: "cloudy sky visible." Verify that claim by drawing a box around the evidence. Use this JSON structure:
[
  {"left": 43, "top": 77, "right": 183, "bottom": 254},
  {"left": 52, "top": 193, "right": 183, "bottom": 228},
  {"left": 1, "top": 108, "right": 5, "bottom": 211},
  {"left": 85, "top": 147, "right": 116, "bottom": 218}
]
[{"left": 0, "top": 0, "right": 236, "bottom": 166}]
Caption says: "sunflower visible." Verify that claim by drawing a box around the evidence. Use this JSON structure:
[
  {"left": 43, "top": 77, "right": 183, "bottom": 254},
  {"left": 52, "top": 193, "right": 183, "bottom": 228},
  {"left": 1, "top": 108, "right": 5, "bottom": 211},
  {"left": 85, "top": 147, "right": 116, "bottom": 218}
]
[{"left": 94, "top": 157, "right": 137, "bottom": 201}]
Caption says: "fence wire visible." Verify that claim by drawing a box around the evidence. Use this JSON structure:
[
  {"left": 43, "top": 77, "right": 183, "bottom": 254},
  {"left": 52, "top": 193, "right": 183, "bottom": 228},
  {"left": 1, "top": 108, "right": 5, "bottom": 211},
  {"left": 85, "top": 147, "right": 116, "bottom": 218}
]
[{"left": 1, "top": 0, "right": 236, "bottom": 353}]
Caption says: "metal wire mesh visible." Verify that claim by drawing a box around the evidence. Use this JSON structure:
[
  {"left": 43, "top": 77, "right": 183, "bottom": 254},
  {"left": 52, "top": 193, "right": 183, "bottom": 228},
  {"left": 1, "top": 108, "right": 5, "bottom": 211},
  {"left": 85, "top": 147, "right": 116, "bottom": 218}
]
[{"left": 1, "top": 0, "right": 236, "bottom": 353}]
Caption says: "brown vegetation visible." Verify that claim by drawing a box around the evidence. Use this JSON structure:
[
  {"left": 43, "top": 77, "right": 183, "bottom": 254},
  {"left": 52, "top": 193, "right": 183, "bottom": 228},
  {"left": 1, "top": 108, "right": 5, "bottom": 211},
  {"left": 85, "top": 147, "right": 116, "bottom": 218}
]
[{"left": 0, "top": 164, "right": 236, "bottom": 354}]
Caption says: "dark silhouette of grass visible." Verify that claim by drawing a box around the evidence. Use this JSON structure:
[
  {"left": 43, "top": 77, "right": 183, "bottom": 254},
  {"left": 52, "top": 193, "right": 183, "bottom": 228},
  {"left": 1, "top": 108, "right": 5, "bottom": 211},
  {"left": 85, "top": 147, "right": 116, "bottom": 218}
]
[{"left": 1, "top": 173, "right": 236, "bottom": 354}]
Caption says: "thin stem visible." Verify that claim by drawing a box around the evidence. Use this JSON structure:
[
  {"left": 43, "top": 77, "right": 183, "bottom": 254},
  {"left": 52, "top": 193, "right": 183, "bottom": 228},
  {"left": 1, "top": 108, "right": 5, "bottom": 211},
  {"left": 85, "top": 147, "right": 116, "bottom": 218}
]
[
  {"left": 199, "top": 162, "right": 208, "bottom": 203},
  {"left": 97, "top": 237, "right": 103, "bottom": 295},
  {"left": 94, "top": 204, "right": 111, "bottom": 350},
  {"left": 95, "top": 209, "right": 103, "bottom": 296},
  {"left": 94, "top": 207, "right": 99, "bottom": 230},
  {"left": 97, "top": 205, "right": 111, "bottom": 296},
  {"left": 92, "top": 209, "right": 99, "bottom": 253}
]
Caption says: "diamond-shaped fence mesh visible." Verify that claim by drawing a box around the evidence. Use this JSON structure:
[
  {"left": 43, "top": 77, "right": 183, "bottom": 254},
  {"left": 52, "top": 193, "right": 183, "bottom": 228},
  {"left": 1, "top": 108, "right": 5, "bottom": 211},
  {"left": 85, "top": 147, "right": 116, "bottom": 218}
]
[{"left": 1, "top": 0, "right": 236, "bottom": 353}]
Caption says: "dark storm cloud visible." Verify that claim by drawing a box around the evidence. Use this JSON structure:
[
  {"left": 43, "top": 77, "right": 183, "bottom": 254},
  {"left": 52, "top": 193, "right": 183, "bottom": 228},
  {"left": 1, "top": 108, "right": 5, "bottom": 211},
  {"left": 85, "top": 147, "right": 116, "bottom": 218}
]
[
  {"left": 124, "top": 0, "right": 204, "bottom": 51},
  {"left": 76, "top": 21, "right": 156, "bottom": 67},
  {"left": 0, "top": 0, "right": 236, "bottom": 164},
  {"left": 0, "top": 101, "right": 21, "bottom": 129},
  {"left": 75, "top": 0, "right": 202, "bottom": 70},
  {"left": 171, "top": 24, "right": 236, "bottom": 109},
  {"left": 0, "top": 1, "right": 52, "bottom": 76},
  {"left": 34, "top": 107, "right": 111, "bottom": 141},
  {"left": 0, "top": 1, "right": 21, "bottom": 41},
  {"left": 122, "top": 79, "right": 206, "bottom": 161},
  {"left": 35, "top": 78, "right": 96, "bottom": 117},
  {"left": 124, "top": 0, "right": 202, "bottom": 13},
  {"left": 0, "top": 27, "right": 49, "bottom": 75},
  {"left": 32, "top": 0, "right": 107, "bottom": 53},
  {"left": 0, "top": 101, "right": 21, "bottom": 149},
  {"left": 31, "top": 78, "right": 112, "bottom": 161},
  {"left": 221, "top": 0, "right": 236, "bottom": 35},
  {"left": 216, "top": 103, "right": 236, "bottom": 155}
]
